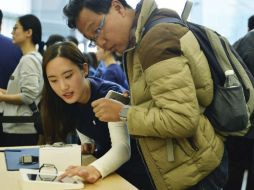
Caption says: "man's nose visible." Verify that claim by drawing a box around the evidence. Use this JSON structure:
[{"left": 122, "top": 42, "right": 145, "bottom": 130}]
[{"left": 96, "top": 36, "right": 107, "bottom": 49}]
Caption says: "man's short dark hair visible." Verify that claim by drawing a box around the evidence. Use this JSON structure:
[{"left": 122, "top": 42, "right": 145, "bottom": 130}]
[
  {"left": 0, "top": 9, "right": 3, "bottom": 25},
  {"left": 248, "top": 15, "right": 254, "bottom": 31},
  {"left": 63, "top": 0, "right": 131, "bottom": 29}
]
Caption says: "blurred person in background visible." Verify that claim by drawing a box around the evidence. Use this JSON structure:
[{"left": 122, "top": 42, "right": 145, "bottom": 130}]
[
  {"left": 45, "top": 34, "right": 65, "bottom": 48},
  {"left": 233, "top": 15, "right": 254, "bottom": 74},
  {"left": 95, "top": 47, "right": 128, "bottom": 89},
  {"left": 0, "top": 14, "right": 44, "bottom": 146},
  {"left": 86, "top": 52, "right": 99, "bottom": 76},
  {"left": 224, "top": 14, "right": 254, "bottom": 190},
  {"left": 0, "top": 9, "right": 22, "bottom": 89},
  {"left": 65, "top": 35, "right": 79, "bottom": 46}
]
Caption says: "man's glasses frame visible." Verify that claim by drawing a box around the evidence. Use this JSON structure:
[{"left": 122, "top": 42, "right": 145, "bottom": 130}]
[{"left": 88, "top": 15, "right": 106, "bottom": 48}]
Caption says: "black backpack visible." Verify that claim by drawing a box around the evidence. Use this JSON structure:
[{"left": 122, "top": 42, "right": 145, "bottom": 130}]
[{"left": 142, "top": 13, "right": 254, "bottom": 138}]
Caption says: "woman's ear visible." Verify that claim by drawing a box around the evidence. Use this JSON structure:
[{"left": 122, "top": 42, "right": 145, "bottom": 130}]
[
  {"left": 82, "top": 63, "right": 89, "bottom": 77},
  {"left": 26, "top": 28, "right": 33, "bottom": 38}
]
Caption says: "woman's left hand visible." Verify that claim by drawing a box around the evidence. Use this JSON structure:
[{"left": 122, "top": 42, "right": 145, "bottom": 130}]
[{"left": 0, "top": 88, "right": 6, "bottom": 94}]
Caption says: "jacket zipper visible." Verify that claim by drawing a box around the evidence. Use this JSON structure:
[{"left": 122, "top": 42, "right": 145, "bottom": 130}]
[{"left": 122, "top": 45, "right": 136, "bottom": 82}]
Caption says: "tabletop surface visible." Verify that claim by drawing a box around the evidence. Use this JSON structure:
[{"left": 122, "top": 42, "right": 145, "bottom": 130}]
[{"left": 0, "top": 146, "right": 138, "bottom": 190}]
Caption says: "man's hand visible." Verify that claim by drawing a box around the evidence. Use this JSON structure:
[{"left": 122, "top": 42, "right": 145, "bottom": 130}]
[
  {"left": 59, "top": 165, "right": 101, "bottom": 184},
  {"left": 92, "top": 98, "right": 124, "bottom": 122}
]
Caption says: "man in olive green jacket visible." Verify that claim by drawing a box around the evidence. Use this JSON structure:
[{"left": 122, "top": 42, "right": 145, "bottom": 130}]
[{"left": 63, "top": 0, "right": 227, "bottom": 189}]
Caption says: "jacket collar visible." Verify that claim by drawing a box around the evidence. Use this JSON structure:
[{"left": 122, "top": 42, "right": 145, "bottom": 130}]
[
  {"left": 128, "top": 0, "right": 180, "bottom": 49},
  {"left": 128, "top": 0, "right": 157, "bottom": 48}
]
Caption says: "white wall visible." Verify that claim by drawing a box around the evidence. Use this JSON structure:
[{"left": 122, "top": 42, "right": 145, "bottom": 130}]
[
  {"left": 0, "top": 0, "right": 32, "bottom": 37},
  {"left": 192, "top": 0, "right": 254, "bottom": 43},
  {"left": 127, "top": 0, "right": 186, "bottom": 14},
  {"left": 127, "top": 0, "right": 254, "bottom": 43},
  {"left": 0, "top": 0, "right": 71, "bottom": 41}
]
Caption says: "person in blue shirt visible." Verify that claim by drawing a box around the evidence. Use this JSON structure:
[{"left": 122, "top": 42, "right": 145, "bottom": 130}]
[
  {"left": 92, "top": 57, "right": 106, "bottom": 78},
  {"left": 41, "top": 42, "right": 153, "bottom": 189},
  {"left": 95, "top": 47, "right": 129, "bottom": 89},
  {"left": 0, "top": 9, "right": 22, "bottom": 89}
]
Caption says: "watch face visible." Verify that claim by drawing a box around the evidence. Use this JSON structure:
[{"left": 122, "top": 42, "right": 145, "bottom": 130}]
[
  {"left": 19, "top": 155, "right": 33, "bottom": 164},
  {"left": 19, "top": 155, "right": 39, "bottom": 164},
  {"left": 23, "top": 156, "right": 33, "bottom": 163}
]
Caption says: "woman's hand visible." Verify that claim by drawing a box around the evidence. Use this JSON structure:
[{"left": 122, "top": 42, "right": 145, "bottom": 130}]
[
  {"left": 0, "top": 88, "right": 6, "bottom": 94},
  {"left": 92, "top": 98, "right": 124, "bottom": 122},
  {"left": 0, "top": 90, "right": 4, "bottom": 102},
  {"left": 59, "top": 165, "right": 101, "bottom": 183},
  {"left": 81, "top": 142, "right": 96, "bottom": 155}
]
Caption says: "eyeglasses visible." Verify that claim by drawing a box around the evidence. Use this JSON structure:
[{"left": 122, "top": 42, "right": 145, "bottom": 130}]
[{"left": 88, "top": 15, "right": 106, "bottom": 48}]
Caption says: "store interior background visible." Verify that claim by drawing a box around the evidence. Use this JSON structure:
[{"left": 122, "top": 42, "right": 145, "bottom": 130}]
[{"left": 0, "top": 0, "right": 253, "bottom": 52}]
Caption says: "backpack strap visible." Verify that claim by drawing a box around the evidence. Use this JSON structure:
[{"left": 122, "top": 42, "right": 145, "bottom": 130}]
[
  {"left": 1, "top": 102, "right": 37, "bottom": 122},
  {"left": 142, "top": 17, "right": 186, "bottom": 38},
  {"left": 0, "top": 102, "right": 43, "bottom": 134},
  {"left": 1, "top": 115, "right": 34, "bottom": 123},
  {"left": 29, "top": 101, "right": 43, "bottom": 134}
]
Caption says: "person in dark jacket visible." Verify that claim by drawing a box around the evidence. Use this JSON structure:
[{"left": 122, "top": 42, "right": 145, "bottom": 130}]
[
  {"left": 224, "top": 15, "right": 254, "bottom": 190},
  {"left": 0, "top": 9, "right": 22, "bottom": 89},
  {"left": 233, "top": 15, "right": 254, "bottom": 75}
]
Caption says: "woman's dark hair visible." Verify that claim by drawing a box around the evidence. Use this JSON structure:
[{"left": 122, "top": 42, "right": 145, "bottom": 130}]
[
  {"left": 18, "top": 14, "right": 44, "bottom": 54},
  {"left": 46, "top": 34, "right": 65, "bottom": 47},
  {"left": 63, "top": 0, "right": 131, "bottom": 29},
  {"left": 248, "top": 15, "right": 254, "bottom": 31},
  {"left": 0, "top": 9, "right": 3, "bottom": 26},
  {"left": 41, "top": 41, "right": 88, "bottom": 143},
  {"left": 87, "top": 52, "right": 99, "bottom": 69},
  {"left": 65, "top": 35, "right": 79, "bottom": 45}
]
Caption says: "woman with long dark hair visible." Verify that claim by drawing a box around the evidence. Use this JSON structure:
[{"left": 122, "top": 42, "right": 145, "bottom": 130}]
[{"left": 41, "top": 41, "right": 153, "bottom": 189}]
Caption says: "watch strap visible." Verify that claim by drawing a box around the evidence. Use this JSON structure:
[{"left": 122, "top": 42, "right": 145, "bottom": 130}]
[{"left": 119, "top": 105, "right": 129, "bottom": 121}]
